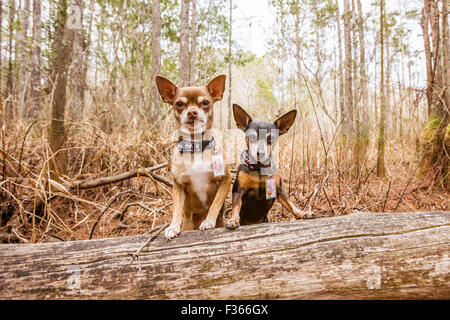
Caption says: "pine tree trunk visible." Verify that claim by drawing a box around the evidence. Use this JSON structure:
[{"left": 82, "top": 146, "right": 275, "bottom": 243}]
[
  {"left": 356, "top": 0, "right": 369, "bottom": 169},
  {"left": 189, "top": 0, "right": 197, "bottom": 85},
  {"left": 71, "top": 0, "right": 84, "bottom": 120},
  {"left": 17, "top": 0, "right": 30, "bottom": 119},
  {"left": 343, "top": 0, "right": 353, "bottom": 150},
  {"left": 386, "top": 36, "right": 392, "bottom": 135},
  {"left": 179, "top": 0, "right": 190, "bottom": 87},
  {"left": 227, "top": 0, "right": 232, "bottom": 129},
  {"left": 419, "top": 0, "right": 449, "bottom": 190},
  {"left": 7, "top": 0, "right": 15, "bottom": 121},
  {"left": 443, "top": 0, "right": 449, "bottom": 115},
  {"left": 29, "top": 0, "right": 41, "bottom": 119},
  {"left": 377, "top": 0, "right": 387, "bottom": 177},
  {"left": 0, "top": 0, "right": 3, "bottom": 99},
  {"left": 49, "top": 0, "right": 74, "bottom": 178},
  {"left": 80, "top": 0, "right": 94, "bottom": 111},
  {"left": 151, "top": 0, "right": 161, "bottom": 117},
  {"left": 335, "top": 0, "right": 344, "bottom": 135}
]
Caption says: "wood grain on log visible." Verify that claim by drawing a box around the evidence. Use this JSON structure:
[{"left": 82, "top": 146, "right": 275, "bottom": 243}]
[{"left": 0, "top": 211, "right": 449, "bottom": 299}]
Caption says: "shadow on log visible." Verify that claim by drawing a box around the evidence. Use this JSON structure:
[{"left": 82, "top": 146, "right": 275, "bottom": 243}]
[{"left": 0, "top": 211, "right": 449, "bottom": 299}]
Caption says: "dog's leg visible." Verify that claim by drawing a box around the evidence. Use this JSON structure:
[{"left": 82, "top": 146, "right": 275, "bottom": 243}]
[
  {"left": 226, "top": 188, "right": 245, "bottom": 229},
  {"left": 277, "top": 189, "right": 316, "bottom": 219},
  {"left": 216, "top": 206, "right": 225, "bottom": 227},
  {"left": 199, "top": 170, "right": 232, "bottom": 230},
  {"left": 181, "top": 211, "right": 195, "bottom": 231},
  {"left": 165, "top": 182, "right": 186, "bottom": 240}
]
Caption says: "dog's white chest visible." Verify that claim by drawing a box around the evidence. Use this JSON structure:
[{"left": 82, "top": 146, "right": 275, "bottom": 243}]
[
  {"left": 172, "top": 155, "right": 214, "bottom": 184},
  {"left": 182, "top": 158, "right": 214, "bottom": 206}
]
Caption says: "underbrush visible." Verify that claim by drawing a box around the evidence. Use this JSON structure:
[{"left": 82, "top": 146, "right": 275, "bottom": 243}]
[{"left": 1, "top": 112, "right": 448, "bottom": 244}]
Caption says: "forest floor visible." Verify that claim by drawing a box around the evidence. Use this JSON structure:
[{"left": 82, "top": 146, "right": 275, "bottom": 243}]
[{"left": 1, "top": 120, "right": 449, "bottom": 244}]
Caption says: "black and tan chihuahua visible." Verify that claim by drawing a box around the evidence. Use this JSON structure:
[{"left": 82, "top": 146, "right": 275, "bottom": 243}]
[{"left": 226, "top": 104, "right": 315, "bottom": 229}]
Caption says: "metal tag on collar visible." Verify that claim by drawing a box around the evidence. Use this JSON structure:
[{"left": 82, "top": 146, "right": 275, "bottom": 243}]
[{"left": 265, "top": 178, "right": 277, "bottom": 199}]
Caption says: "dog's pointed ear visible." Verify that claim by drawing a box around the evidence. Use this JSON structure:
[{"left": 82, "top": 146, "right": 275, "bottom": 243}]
[
  {"left": 155, "top": 76, "right": 178, "bottom": 105},
  {"left": 233, "top": 104, "right": 252, "bottom": 131},
  {"left": 274, "top": 110, "right": 297, "bottom": 135},
  {"left": 206, "top": 74, "right": 226, "bottom": 102}
]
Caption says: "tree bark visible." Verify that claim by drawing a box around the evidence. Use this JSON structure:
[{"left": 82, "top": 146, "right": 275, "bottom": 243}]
[
  {"left": 17, "top": 0, "right": 30, "bottom": 119},
  {"left": 419, "top": 0, "right": 449, "bottom": 189},
  {"left": 335, "top": 0, "right": 344, "bottom": 137},
  {"left": 0, "top": 212, "right": 449, "bottom": 299},
  {"left": 6, "top": 0, "right": 15, "bottom": 121},
  {"left": 179, "top": 0, "right": 190, "bottom": 87},
  {"left": 227, "top": 0, "right": 232, "bottom": 129},
  {"left": 49, "top": 0, "right": 74, "bottom": 178},
  {"left": 71, "top": 0, "right": 85, "bottom": 120},
  {"left": 343, "top": 0, "right": 353, "bottom": 147},
  {"left": 356, "top": 0, "right": 369, "bottom": 171},
  {"left": 377, "top": 0, "right": 387, "bottom": 177},
  {"left": 386, "top": 35, "right": 392, "bottom": 134},
  {"left": 0, "top": 0, "right": 3, "bottom": 98},
  {"left": 151, "top": 0, "right": 162, "bottom": 117},
  {"left": 29, "top": 0, "right": 41, "bottom": 119},
  {"left": 189, "top": 0, "right": 197, "bottom": 85}
]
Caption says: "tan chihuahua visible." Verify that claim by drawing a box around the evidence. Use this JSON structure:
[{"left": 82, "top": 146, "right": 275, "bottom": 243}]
[{"left": 155, "top": 75, "right": 232, "bottom": 240}]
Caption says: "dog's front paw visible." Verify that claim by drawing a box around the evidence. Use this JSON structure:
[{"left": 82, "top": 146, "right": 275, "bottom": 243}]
[
  {"left": 199, "top": 218, "right": 216, "bottom": 231},
  {"left": 226, "top": 218, "right": 240, "bottom": 229},
  {"left": 294, "top": 210, "right": 316, "bottom": 219},
  {"left": 165, "top": 224, "right": 181, "bottom": 240}
]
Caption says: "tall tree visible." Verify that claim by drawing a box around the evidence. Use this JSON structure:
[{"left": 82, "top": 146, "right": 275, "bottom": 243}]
[
  {"left": 377, "top": 0, "right": 387, "bottom": 177},
  {"left": 356, "top": 0, "right": 369, "bottom": 169},
  {"left": 17, "top": 0, "right": 30, "bottom": 119},
  {"left": 71, "top": 0, "right": 85, "bottom": 120},
  {"left": 29, "top": 0, "right": 41, "bottom": 119},
  {"left": 151, "top": 0, "right": 161, "bottom": 116},
  {"left": 0, "top": 0, "right": 2, "bottom": 99},
  {"left": 7, "top": 0, "right": 15, "bottom": 120},
  {"left": 385, "top": 27, "right": 392, "bottom": 133},
  {"left": 342, "top": 0, "right": 353, "bottom": 148},
  {"left": 49, "top": 0, "right": 74, "bottom": 177},
  {"left": 335, "top": 0, "right": 344, "bottom": 134},
  {"left": 179, "top": 0, "right": 190, "bottom": 86},
  {"left": 189, "top": 0, "right": 197, "bottom": 85},
  {"left": 419, "top": 0, "right": 449, "bottom": 189},
  {"left": 227, "top": 0, "right": 232, "bottom": 129}
]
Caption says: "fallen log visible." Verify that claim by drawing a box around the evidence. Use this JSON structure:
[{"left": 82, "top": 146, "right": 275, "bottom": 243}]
[{"left": 0, "top": 211, "right": 449, "bottom": 299}]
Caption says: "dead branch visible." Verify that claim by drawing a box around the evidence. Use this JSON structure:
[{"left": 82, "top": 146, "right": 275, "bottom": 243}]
[{"left": 71, "top": 161, "right": 171, "bottom": 190}]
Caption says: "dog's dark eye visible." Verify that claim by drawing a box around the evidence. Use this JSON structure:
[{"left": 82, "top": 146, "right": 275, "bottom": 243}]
[
  {"left": 201, "top": 100, "right": 210, "bottom": 107},
  {"left": 175, "top": 101, "right": 185, "bottom": 108}
]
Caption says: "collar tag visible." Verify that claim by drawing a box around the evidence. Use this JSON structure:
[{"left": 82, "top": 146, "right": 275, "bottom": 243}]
[
  {"left": 266, "top": 178, "right": 277, "bottom": 199},
  {"left": 212, "top": 153, "right": 225, "bottom": 177}
]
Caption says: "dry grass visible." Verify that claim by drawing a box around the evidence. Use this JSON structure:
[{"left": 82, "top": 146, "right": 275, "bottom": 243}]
[{"left": 1, "top": 104, "right": 448, "bottom": 244}]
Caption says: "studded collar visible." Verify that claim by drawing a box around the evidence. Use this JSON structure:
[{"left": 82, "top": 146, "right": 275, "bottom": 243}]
[
  {"left": 177, "top": 137, "right": 216, "bottom": 153},
  {"left": 240, "top": 150, "right": 277, "bottom": 175}
]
